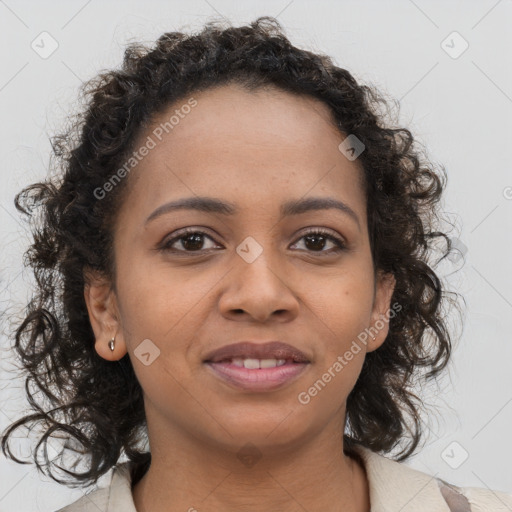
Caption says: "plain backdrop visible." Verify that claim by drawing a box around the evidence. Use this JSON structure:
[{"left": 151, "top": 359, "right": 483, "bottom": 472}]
[{"left": 0, "top": 1, "right": 511, "bottom": 510}]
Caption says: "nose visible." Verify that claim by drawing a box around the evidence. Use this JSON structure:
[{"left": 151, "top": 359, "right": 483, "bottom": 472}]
[{"left": 218, "top": 249, "right": 300, "bottom": 324}]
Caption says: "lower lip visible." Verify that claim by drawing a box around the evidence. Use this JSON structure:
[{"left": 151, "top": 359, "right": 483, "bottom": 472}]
[{"left": 205, "top": 361, "right": 310, "bottom": 391}]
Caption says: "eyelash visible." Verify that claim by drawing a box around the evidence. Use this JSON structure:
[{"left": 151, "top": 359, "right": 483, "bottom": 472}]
[{"left": 160, "top": 227, "right": 347, "bottom": 256}]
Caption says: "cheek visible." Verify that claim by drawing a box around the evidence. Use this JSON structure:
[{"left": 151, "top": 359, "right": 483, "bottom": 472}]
[
  {"left": 117, "top": 260, "right": 207, "bottom": 339},
  {"left": 117, "top": 265, "right": 222, "bottom": 392},
  {"left": 307, "top": 275, "right": 375, "bottom": 348}
]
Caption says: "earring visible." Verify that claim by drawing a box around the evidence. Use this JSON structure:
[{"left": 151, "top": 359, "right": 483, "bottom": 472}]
[{"left": 108, "top": 336, "right": 115, "bottom": 352}]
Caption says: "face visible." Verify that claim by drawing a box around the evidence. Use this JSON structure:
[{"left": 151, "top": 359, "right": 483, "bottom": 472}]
[{"left": 85, "top": 83, "right": 395, "bottom": 457}]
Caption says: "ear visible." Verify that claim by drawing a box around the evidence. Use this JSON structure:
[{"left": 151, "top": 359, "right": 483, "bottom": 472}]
[
  {"left": 83, "top": 268, "right": 127, "bottom": 361},
  {"left": 366, "top": 270, "right": 397, "bottom": 352}
]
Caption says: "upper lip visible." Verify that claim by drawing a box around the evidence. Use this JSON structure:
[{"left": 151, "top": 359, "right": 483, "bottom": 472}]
[{"left": 204, "top": 341, "right": 310, "bottom": 363}]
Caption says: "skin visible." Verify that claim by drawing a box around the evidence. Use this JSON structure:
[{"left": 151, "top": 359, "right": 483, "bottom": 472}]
[{"left": 84, "top": 83, "right": 396, "bottom": 512}]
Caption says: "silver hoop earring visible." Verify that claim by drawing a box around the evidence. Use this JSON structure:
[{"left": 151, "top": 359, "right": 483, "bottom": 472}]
[{"left": 108, "top": 337, "right": 115, "bottom": 352}]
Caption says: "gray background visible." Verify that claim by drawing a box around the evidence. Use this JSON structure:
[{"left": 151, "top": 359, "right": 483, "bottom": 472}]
[{"left": 0, "top": 0, "right": 511, "bottom": 510}]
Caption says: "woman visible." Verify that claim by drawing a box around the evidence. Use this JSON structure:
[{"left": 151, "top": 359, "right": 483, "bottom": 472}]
[{"left": 2, "top": 16, "right": 511, "bottom": 512}]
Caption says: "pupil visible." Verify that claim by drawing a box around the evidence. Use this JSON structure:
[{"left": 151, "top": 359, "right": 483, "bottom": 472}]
[
  {"left": 305, "top": 234, "right": 326, "bottom": 251},
  {"left": 182, "top": 233, "right": 203, "bottom": 251}
]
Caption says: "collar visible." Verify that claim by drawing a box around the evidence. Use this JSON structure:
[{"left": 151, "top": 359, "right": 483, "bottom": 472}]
[
  {"left": 350, "top": 444, "right": 451, "bottom": 511},
  {"left": 103, "top": 444, "right": 451, "bottom": 512}
]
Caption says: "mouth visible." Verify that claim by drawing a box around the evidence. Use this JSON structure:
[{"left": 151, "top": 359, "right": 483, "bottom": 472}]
[
  {"left": 203, "top": 341, "right": 310, "bottom": 364},
  {"left": 203, "top": 341, "right": 311, "bottom": 392}
]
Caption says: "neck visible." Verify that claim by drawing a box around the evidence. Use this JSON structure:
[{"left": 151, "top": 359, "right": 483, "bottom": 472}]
[{"left": 132, "top": 424, "right": 370, "bottom": 512}]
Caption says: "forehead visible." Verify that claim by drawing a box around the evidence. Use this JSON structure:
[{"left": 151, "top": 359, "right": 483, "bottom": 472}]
[{"left": 118, "top": 83, "right": 366, "bottom": 228}]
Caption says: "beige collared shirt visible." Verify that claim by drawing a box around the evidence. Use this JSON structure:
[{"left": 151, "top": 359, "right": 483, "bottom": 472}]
[{"left": 55, "top": 444, "right": 512, "bottom": 511}]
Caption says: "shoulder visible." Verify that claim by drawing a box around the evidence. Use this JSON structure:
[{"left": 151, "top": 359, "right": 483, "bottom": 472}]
[
  {"left": 351, "top": 444, "right": 512, "bottom": 512},
  {"left": 438, "top": 477, "right": 512, "bottom": 512},
  {"left": 54, "top": 462, "right": 137, "bottom": 512},
  {"left": 55, "top": 486, "right": 111, "bottom": 512},
  {"left": 54, "top": 450, "right": 512, "bottom": 512}
]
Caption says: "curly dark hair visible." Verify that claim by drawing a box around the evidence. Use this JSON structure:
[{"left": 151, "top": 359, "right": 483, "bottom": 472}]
[{"left": 1, "top": 15, "right": 462, "bottom": 489}]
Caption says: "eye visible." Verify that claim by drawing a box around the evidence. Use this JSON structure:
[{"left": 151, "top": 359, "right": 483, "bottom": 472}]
[
  {"left": 160, "top": 228, "right": 221, "bottom": 253},
  {"left": 159, "top": 227, "right": 347, "bottom": 256},
  {"left": 290, "top": 228, "right": 347, "bottom": 255}
]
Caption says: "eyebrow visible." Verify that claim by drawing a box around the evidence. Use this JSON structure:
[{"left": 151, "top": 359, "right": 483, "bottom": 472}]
[{"left": 144, "top": 196, "right": 361, "bottom": 230}]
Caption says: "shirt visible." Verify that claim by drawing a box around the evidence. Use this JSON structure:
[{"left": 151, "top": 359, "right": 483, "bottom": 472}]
[{"left": 55, "top": 443, "right": 512, "bottom": 511}]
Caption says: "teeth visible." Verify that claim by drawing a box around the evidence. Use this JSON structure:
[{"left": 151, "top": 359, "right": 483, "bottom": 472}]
[
  {"left": 229, "top": 358, "right": 287, "bottom": 369},
  {"left": 244, "top": 358, "right": 260, "bottom": 369},
  {"left": 260, "top": 358, "right": 281, "bottom": 368}
]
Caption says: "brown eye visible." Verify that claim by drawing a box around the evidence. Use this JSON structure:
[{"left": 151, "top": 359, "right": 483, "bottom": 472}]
[
  {"left": 161, "top": 229, "right": 220, "bottom": 253},
  {"left": 159, "top": 227, "right": 346, "bottom": 256},
  {"left": 290, "top": 229, "right": 346, "bottom": 255},
  {"left": 175, "top": 232, "right": 206, "bottom": 251}
]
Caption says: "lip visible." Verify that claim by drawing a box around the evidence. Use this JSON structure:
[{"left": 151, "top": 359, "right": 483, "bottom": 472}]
[
  {"left": 205, "top": 360, "right": 309, "bottom": 392},
  {"left": 203, "top": 341, "right": 310, "bottom": 364},
  {"left": 203, "top": 341, "right": 311, "bottom": 392}
]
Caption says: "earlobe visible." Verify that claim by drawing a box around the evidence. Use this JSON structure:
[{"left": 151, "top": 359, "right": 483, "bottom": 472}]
[
  {"left": 83, "top": 270, "right": 127, "bottom": 361},
  {"left": 367, "top": 271, "right": 397, "bottom": 352},
  {"left": 93, "top": 331, "right": 126, "bottom": 361}
]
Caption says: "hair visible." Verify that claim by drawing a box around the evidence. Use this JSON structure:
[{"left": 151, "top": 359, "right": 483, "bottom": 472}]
[{"left": 1, "top": 15, "right": 462, "bottom": 488}]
